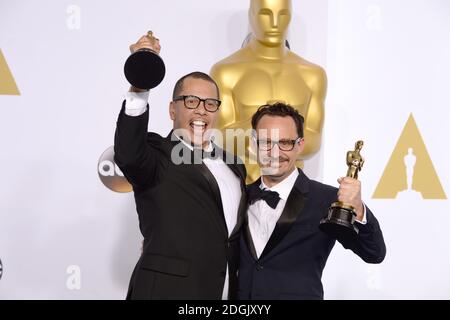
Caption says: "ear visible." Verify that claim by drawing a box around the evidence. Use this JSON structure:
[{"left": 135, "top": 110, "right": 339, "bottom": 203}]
[
  {"left": 169, "top": 101, "right": 176, "bottom": 121},
  {"left": 296, "top": 138, "right": 305, "bottom": 155}
]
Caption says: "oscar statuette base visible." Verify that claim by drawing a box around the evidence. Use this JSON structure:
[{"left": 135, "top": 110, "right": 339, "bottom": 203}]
[{"left": 319, "top": 201, "right": 359, "bottom": 243}]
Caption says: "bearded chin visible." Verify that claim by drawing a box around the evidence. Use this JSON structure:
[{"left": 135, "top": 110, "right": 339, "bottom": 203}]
[{"left": 259, "top": 157, "right": 282, "bottom": 176}]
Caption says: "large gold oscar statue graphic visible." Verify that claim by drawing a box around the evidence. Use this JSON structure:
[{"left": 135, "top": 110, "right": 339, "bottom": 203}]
[{"left": 210, "top": 0, "right": 327, "bottom": 183}]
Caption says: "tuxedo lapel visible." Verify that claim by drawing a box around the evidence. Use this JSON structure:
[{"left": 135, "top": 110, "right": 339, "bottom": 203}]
[
  {"left": 217, "top": 146, "right": 247, "bottom": 240},
  {"left": 166, "top": 132, "right": 228, "bottom": 238},
  {"left": 230, "top": 191, "right": 247, "bottom": 240},
  {"left": 259, "top": 169, "right": 310, "bottom": 260},
  {"left": 243, "top": 178, "right": 261, "bottom": 260},
  {"left": 244, "top": 221, "right": 258, "bottom": 260},
  {"left": 195, "top": 164, "right": 228, "bottom": 237}
]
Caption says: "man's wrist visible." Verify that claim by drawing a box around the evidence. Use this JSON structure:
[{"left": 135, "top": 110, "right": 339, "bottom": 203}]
[
  {"left": 124, "top": 90, "right": 149, "bottom": 116},
  {"left": 129, "top": 86, "right": 149, "bottom": 93},
  {"left": 355, "top": 203, "right": 367, "bottom": 224}
]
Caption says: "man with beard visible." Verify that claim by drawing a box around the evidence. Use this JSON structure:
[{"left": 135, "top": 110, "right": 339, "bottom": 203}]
[{"left": 238, "top": 103, "right": 386, "bottom": 299}]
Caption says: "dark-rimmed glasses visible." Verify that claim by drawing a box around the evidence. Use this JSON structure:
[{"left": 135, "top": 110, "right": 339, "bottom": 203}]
[
  {"left": 173, "top": 95, "right": 221, "bottom": 112},
  {"left": 255, "top": 137, "right": 302, "bottom": 151}
]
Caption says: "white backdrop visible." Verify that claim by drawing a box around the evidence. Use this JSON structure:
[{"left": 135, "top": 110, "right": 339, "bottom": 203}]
[{"left": 0, "top": 0, "right": 449, "bottom": 299}]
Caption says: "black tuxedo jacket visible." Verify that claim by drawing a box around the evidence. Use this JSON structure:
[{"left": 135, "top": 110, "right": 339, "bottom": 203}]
[
  {"left": 114, "top": 104, "right": 247, "bottom": 299},
  {"left": 238, "top": 169, "right": 386, "bottom": 300}
]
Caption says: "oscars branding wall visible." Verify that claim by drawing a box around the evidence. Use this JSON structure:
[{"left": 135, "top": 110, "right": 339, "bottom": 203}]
[
  {"left": 0, "top": 49, "right": 20, "bottom": 95},
  {"left": 0, "top": 0, "right": 448, "bottom": 299},
  {"left": 372, "top": 114, "right": 446, "bottom": 200},
  {"left": 322, "top": 0, "right": 450, "bottom": 299}
]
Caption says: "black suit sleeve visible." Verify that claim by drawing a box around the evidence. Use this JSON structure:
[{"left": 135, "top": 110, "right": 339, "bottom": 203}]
[
  {"left": 338, "top": 205, "right": 387, "bottom": 263},
  {"left": 114, "top": 101, "right": 161, "bottom": 189}
]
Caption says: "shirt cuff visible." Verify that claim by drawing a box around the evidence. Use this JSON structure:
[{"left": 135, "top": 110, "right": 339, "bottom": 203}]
[
  {"left": 124, "top": 90, "right": 149, "bottom": 116},
  {"left": 355, "top": 203, "right": 367, "bottom": 225}
]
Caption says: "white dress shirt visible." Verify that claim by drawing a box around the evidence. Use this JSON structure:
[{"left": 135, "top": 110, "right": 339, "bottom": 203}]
[
  {"left": 124, "top": 90, "right": 149, "bottom": 116},
  {"left": 248, "top": 169, "right": 299, "bottom": 258},
  {"left": 123, "top": 90, "right": 242, "bottom": 300},
  {"left": 248, "top": 169, "right": 367, "bottom": 259}
]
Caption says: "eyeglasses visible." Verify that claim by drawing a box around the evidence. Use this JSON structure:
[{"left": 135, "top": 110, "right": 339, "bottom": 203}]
[
  {"left": 255, "top": 137, "right": 302, "bottom": 151},
  {"left": 173, "top": 95, "right": 221, "bottom": 112}
]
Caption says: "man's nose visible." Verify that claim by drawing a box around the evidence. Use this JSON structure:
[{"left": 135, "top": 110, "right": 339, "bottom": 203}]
[
  {"left": 194, "top": 101, "right": 207, "bottom": 114},
  {"left": 269, "top": 143, "right": 281, "bottom": 157}
]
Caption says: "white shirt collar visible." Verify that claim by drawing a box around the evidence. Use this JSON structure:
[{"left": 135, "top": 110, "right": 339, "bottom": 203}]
[{"left": 260, "top": 169, "right": 299, "bottom": 201}]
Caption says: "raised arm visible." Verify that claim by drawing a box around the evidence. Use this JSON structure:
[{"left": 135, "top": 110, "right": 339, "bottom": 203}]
[
  {"left": 339, "top": 206, "right": 387, "bottom": 263},
  {"left": 114, "top": 34, "right": 162, "bottom": 189}
]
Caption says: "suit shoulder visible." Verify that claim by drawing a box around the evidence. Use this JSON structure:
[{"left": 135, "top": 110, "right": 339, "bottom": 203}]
[
  {"left": 146, "top": 132, "right": 170, "bottom": 151},
  {"left": 309, "top": 179, "right": 338, "bottom": 197},
  {"left": 146, "top": 131, "right": 164, "bottom": 142},
  {"left": 247, "top": 179, "right": 260, "bottom": 190}
]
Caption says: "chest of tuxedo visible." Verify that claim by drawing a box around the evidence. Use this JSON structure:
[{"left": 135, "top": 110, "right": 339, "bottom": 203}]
[
  {"left": 244, "top": 177, "right": 339, "bottom": 265},
  {"left": 135, "top": 162, "right": 227, "bottom": 242}
]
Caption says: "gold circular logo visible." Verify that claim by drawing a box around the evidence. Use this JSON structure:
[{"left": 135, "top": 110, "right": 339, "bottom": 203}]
[{"left": 98, "top": 146, "right": 132, "bottom": 193}]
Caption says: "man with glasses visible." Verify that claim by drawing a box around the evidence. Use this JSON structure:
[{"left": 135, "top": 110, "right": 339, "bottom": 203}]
[
  {"left": 114, "top": 34, "right": 246, "bottom": 299},
  {"left": 238, "top": 103, "right": 386, "bottom": 300}
]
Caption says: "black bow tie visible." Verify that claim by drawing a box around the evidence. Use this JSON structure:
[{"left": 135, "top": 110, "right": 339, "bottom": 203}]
[{"left": 247, "top": 185, "right": 281, "bottom": 209}]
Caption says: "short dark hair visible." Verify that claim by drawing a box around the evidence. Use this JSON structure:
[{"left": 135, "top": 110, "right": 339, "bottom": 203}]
[
  {"left": 172, "top": 71, "right": 220, "bottom": 100},
  {"left": 251, "top": 103, "right": 304, "bottom": 138}
]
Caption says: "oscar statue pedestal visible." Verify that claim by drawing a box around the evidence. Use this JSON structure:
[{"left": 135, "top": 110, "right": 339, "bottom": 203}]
[{"left": 124, "top": 31, "right": 165, "bottom": 90}]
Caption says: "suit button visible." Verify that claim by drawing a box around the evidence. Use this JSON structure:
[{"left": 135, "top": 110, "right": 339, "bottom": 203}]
[{"left": 256, "top": 264, "right": 263, "bottom": 271}]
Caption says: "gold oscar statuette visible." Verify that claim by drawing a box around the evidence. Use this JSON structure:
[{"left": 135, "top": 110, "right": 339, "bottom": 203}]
[{"left": 319, "top": 141, "right": 365, "bottom": 242}]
